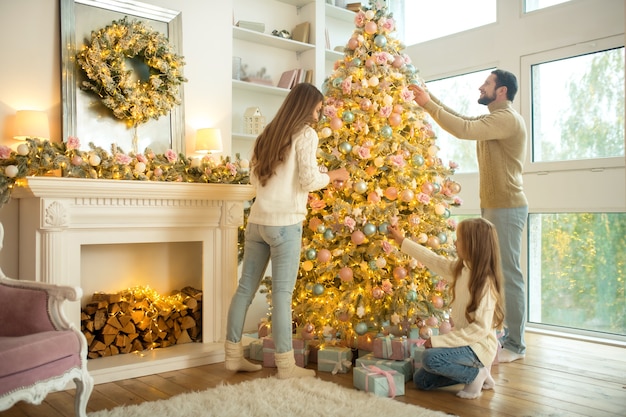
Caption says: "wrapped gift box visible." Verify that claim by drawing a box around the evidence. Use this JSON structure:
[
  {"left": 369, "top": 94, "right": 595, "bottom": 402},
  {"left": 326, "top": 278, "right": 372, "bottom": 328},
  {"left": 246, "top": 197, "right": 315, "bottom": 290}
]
[
  {"left": 353, "top": 364, "right": 405, "bottom": 398},
  {"left": 249, "top": 339, "right": 264, "bottom": 362},
  {"left": 372, "top": 335, "right": 410, "bottom": 360},
  {"left": 262, "top": 336, "right": 308, "bottom": 368},
  {"left": 307, "top": 339, "right": 321, "bottom": 363},
  {"left": 317, "top": 346, "right": 352, "bottom": 374},
  {"left": 356, "top": 353, "right": 414, "bottom": 382},
  {"left": 258, "top": 319, "right": 271, "bottom": 338},
  {"left": 356, "top": 332, "right": 377, "bottom": 351}
]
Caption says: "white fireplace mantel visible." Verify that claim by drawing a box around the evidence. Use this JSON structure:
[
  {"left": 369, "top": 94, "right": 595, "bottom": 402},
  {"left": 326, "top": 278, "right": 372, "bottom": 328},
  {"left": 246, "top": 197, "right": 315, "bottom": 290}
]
[{"left": 11, "top": 176, "right": 255, "bottom": 383}]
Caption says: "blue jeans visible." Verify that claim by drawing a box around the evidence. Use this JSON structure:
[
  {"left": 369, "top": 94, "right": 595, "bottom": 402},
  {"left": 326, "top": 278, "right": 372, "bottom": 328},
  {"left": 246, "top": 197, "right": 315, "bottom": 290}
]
[
  {"left": 414, "top": 346, "right": 483, "bottom": 389},
  {"left": 482, "top": 206, "right": 528, "bottom": 355},
  {"left": 226, "top": 222, "right": 302, "bottom": 353}
]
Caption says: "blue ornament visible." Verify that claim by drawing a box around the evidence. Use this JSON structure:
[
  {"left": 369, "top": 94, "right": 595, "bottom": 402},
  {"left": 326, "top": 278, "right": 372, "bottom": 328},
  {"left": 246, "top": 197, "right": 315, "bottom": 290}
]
[
  {"left": 380, "top": 125, "right": 393, "bottom": 138},
  {"left": 317, "top": 224, "right": 327, "bottom": 233},
  {"left": 355, "top": 322, "right": 368, "bottom": 335},
  {"left": 342, "top": 111, "right": 355, "bottom": 123},
  {"left": 406, "top": 290, "right": 418, "bottom": 302},
  {"left": 313, "top": 283, "right": 325, "bottom": 296},
  {"left": 405, "top": 64, "right": 416, "bottom": 74},
  {"left": 374, "top": 35, "right": 387, "bottom": 48},
  {"left": 412, "top": 155, "right": 425, "bottom": 166},
  {"left": 338, "top": 141, "right": 353, "bottom": 154},
  {"left": 443, "top": 209, "right": 451, "bottom": 219},
  {"left": 433, "top": 183, "right": 441, "bottom": 193},
  {"left": 332, "top": 77, "right": 344, "bottom": 88},
  {"left": 353, "top": 180, "right": 367, "bottom": 194},
  {"left": 437, "top": 232, "right": 448, "bottom": 244},
  {"left": 323, "top": 228, "right": 335, "bottom": 241},
  {"left": 363, "top": 223, "right": 377, "bottom": 236},
  {"left": 368, "top": 260, "right": 378, "bottom": 270},
  {"left": 378, "top": 222, "right": 389, "bottom": 234},
  {"left": 305, "top": 248, "right": 317, "bottom": 260},
  {"left": 351, "top": 58, "right": 362, "bottom": 67}
]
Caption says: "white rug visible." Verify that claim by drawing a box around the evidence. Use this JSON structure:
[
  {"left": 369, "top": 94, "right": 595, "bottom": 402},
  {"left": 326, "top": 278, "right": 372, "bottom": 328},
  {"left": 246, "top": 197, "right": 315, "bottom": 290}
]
[{"left": 88, "top": 376, "right": 454, "bottom": 417}]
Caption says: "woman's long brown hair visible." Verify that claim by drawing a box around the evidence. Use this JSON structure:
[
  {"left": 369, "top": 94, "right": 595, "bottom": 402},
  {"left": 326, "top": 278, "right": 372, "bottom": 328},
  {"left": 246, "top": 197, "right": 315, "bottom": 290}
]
[
  {"left": 451, "top": 218, "right": 505, "bottom": 330},
  {"left": 251, "top": 83, "right": 323, "bottom": 187}
]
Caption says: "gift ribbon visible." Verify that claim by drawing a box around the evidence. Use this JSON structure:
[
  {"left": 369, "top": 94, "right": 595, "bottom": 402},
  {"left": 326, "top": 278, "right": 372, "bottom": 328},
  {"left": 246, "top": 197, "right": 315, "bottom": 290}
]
[
  {"left": 361, "top": 364, "right": 398, "bottom": 398},
  {"left": 318, "top": 349, "right": 352, "bottom": 375}
]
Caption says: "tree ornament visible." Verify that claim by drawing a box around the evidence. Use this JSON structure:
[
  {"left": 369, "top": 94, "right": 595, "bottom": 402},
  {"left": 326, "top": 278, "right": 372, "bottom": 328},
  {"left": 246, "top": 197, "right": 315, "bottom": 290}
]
[
  {"left": 355, "top": 322, "right": 369, "bottom": 335},
  {"left": 393, "top": 266, "right": 407, "bottom": 280},
  {"left": 339, "top": 141, "right": 353, "bottom": 154},
  {"left": 317, "top": 248, "right": 332, "bottom": 263},
  {"left": 305, "top": 248, "right": 317, "bottom": 260},
  {"left": 365, "top": 21, "right": 377, "bottom": 34},
  {"left": 363, "top": 222, "right": 377, "bottom": 236},
  {"left": 342, "top": 111, "right": 355, "bottom": 123},
  {"left": 374, "top": 34, "right": 387, "bottom": 47},
  {"left": 380, "top": 125, "right": 393, "bottom": 138},
  {"left": 339, "top": 266, "right": 354, "bottom": 282},
  {"left": 431, "top": 294, "right": 444, "bottom": 309},
  {"left": 353, "top": 180, "right": 367, "bottom": 194},
  {"left": 372, "top": 286, "right": 384, "bottom": 299},
  {"left": 4, "top": 165, "right": 18, "bottom": 178},
  {"left": 323, "top": 228, "right": 335, "bottom": 241},
  {"left": 351, "top": 230, "right": 366, "bottom": 245},
  {"left": 419, "top": 326, "right": 433, "bottom": 339},
  {"left": 406, "top": 290, "right": 417, "bottom": 301},
  {"left": 302, "top": 260, "right": 314, "bottom": 271},
  {"left": 313, "top": 283, "right": 325, "bottom": 296}
]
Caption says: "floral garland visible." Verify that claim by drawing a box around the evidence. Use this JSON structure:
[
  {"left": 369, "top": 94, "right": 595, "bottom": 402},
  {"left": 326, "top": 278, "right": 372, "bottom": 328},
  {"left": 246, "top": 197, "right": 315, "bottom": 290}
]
[
  {"left": 0, "top": 137, "right": 250, "bottom": 208},
  {"left": 75, "top": 17, "right": 187, "bottom": 127}
]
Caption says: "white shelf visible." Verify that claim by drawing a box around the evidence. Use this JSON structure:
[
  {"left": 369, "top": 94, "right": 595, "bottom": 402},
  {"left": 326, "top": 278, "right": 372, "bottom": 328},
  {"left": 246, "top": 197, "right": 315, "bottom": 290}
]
[
  {"left": 278, "top": 0, "right": 313, "bottom": 6},
  {"left": 233, "top": 132, "right": 258, "bottom": 142},
  {"left": 233, "top": 79, "right": 290, "bottom": 96},
  {"left": 233, "top": 26, "right": 315, "bottom": 53},
  {"left": 326, "top": 48, "right": 344, "bottom": 61},
  {"left": 325, "top": 3, "right": 355, "bottom": 21}
]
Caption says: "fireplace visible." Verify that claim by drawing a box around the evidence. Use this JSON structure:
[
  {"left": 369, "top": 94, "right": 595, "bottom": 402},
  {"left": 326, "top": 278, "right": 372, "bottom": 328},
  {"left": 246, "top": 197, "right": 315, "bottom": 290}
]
[{"left": 11, "top": 177, "right": 254, "bottom": 383}]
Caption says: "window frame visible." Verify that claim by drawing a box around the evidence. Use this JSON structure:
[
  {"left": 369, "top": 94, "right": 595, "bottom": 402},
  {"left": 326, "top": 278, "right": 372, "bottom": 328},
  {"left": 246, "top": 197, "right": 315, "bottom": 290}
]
[{"left": 520, "top": 34, "right": 625, "bottom": 174}]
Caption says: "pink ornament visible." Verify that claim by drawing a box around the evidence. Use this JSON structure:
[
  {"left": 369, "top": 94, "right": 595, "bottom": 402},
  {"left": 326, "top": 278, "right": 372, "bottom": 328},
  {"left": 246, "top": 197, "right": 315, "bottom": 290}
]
[
  {"left": 431, "top": 294, "right": 444, "bottom": 309},
  {"left": 372, "top": 287, "right": 384, "bottom": 299},
  {"left": 368, "top": 191, "right": 381, "bottom": 203},
  {"left": 393, "top": 266, "right": 407, "bottom": 281},
  {"left": 439, "top": 321, "right": 452, "bottom": 334},
  {"left": 304, "top": 323, "right": 314, "bottom": 333},
  {"left": 339, "top": 266, "right": 353, "bottom": 282},
  {"left": 421, "top": 182, "right": 434, "bottom": 195},
  {"left": 448, "top": 182, "right": 461, "bottom": 194},
  {"left": 384, "top": 186, "right": 398, "bottom": 200},
  {"left": 360, "top": 98, "right": 372, "bottom": 111},
  {"left": 317, "top": 248, "right": 331, "bottom": 263},
  {"left": 419, "top": 326, "right": 433, "bottom": 340},
  {"left": 392, "top": 55, "right": 404, "bottom": 68},
  {"left": 71, "top": 155, "right": 83, "bottom": 166},
  {"left": 153, "top": 167, "right": 163, "bottom": 178},
  {"left": 393, "top": 104, "right": 404, "bottom": 114},
  {"left": 351, "top": 230, "right": 366, "bottom": 245},
  {"left": 427, "top": 236, "right": 440, "bottom": 249},
  {"left": 400, "top": 189, "right": 414, "bottom": 202},
  {"left": 365, "top": 58, "right": 376, "bottom": 68},
  {"left": 365, "top": 21, "right": 378, "bottom": 34},
  {"left": 330, "top": 117, "right": 343, "bottom": 130},
  {"left": 347, "top": 37, "right": 359, "bottom": 50},
  {"left": 425, "top": 316, "right": 439, "bottom": 327},
  {"left": 388, "top": 112, "right": 402, "bottom": 127}
]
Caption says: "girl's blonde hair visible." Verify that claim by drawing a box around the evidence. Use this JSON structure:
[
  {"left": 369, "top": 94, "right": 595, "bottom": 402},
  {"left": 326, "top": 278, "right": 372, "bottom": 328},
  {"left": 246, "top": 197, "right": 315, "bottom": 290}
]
[
  {"left": 451, "top": 218, "right": 505, "bottom": 329},
  {"left": 251, "top": 83, "right": 323, "bottom": 187}
]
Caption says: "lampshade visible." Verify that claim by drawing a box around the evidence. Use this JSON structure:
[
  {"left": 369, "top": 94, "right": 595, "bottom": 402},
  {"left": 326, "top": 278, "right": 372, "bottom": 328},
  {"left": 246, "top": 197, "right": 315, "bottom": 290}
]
[
  {"left": 196, "top": 128, "right": 223, "bottom": 153},
  {"left": 14, "top": 110, "right": 50, "bottom": 140}
]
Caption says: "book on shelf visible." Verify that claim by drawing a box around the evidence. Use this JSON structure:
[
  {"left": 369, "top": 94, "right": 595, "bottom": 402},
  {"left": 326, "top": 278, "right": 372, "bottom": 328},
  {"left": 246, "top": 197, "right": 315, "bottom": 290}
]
[
  {"left": 291, "top": 21, "right": 310, "bottom": 43},
  {"left": 277, "top": 69, "right": 299, "bottom": 89},
  {"left": 235, "top": 20, "right": 265, "bottom": 33},
  {"left": 325, "top": 28, "right": 330, "bottom": 50},
  {"left": 304, "top": 69, "right": 313, "bottom": 84},
  {"left": 346, "top": 2, "right": 361, "bottom": 12}
]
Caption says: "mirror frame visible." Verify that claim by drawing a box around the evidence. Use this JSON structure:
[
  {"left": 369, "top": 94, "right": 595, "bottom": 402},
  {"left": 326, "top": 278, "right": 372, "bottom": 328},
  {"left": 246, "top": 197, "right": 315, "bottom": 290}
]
[{"left": 60, "top": 0, "right": 185, "bottom": 154}]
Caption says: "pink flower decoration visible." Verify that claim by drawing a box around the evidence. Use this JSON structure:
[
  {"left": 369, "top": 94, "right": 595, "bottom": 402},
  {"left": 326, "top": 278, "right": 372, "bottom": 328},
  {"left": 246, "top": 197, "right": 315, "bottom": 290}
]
[
  {"left": 344, "top": 216, "right": 356, "bottom": 232},
  {"left": 379, "top": 105, "right": 392, "bottom": 118},
  {"left": 309, "top": 198, "right": 326, "bottom": 211},
  {"left": 379, "top": 17, "right": 395, "bottom": 33},
  {"left": 400, "top": 87, "right": 414, "bottom": 102},
  {"left": 357, "top": 146, "right": 371, "bottom": 159},
  {"left": 389, "top": 154, "right": 405, "bottom": 168},
  {"left": 323, "top": 105, "right": 338, "bottom": 119},
  {"left": 417, "top": 192, "right": 431, "bottom": 204},
  {"left": 354, "top": 11, "right": 366, "bottom": 27},
  {"left": 341, "top": 76, "right": 352, "bottom": 95},
  {"left": 382, "top": 240, "right": 393, "bottom": 254},
  {"left": 382, "top": 279, "right": 394, "bottom": 294},
  {"left": 165, "top": 149, "right": 177, "bottom": 163},
  {"left": 66, "top": 136, "right": 80, "bottom": 151},
  {"left": 114, "top": 153, "right": 132, "bottom": 165},
  {"left": 0, "top": 146, "right": 11, "bottom": 159},
  {"left": 226, "top": 162, "right": 237, "bottom": 175},
  {"left": 449, "top": 161, "right": 459, "bottom": 169},
  {"left": 136, "top": 154, "right": 148, "bottom": 163}
]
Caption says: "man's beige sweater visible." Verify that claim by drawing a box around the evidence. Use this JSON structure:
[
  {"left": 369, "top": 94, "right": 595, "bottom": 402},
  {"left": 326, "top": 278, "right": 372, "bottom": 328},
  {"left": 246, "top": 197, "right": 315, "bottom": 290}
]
[{"left": 423, "top": 98, "right": 528, "bottom": 209}]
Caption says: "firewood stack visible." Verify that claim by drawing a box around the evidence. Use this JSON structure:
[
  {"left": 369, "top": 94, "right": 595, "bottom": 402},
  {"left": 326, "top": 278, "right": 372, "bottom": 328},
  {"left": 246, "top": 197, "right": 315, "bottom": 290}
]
[{"left": 81, "top": 286, "right": 202, "bottom": 358}]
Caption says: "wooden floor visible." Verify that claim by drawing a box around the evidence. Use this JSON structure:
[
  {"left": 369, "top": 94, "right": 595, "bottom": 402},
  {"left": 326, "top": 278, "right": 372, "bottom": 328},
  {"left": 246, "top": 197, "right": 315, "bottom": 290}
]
[{"left": 2, "top": 331, "right": 625, "bottom": 417}]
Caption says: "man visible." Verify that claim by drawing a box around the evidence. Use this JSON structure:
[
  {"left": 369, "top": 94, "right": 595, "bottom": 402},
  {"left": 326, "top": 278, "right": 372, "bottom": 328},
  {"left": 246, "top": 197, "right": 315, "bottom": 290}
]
[{"left": 409, "top": 69, "right": 528, "bottom": 363}]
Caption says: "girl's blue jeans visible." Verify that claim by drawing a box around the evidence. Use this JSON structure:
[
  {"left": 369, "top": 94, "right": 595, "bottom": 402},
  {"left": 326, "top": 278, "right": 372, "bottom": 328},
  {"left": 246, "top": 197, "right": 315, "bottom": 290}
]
[
  {"left": 226, "top": 222, "right": 302, "bottom": 353},
  {"left": 414, "top": 346, "right": 483, "bottom": 390}
]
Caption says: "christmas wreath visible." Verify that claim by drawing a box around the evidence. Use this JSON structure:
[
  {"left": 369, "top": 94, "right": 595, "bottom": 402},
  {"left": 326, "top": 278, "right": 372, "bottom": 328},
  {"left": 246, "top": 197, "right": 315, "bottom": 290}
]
[{"left": 76, "top": 17, "right": 187, "bottom": 127}]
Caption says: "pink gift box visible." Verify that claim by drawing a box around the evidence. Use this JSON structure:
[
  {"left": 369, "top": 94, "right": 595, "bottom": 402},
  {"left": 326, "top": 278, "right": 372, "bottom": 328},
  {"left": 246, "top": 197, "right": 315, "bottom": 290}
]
[
  {"left": 357, "top": 332, "right": 377, "bottom": 351},
  {"left": 372, "top": 335, "right": 410, "bottom": 360}
]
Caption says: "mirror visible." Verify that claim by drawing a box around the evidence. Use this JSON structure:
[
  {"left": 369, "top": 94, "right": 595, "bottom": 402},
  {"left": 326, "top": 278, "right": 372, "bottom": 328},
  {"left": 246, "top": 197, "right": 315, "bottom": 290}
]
[{"left": 60, "top": 0, "right": 185, "bottom": 154}]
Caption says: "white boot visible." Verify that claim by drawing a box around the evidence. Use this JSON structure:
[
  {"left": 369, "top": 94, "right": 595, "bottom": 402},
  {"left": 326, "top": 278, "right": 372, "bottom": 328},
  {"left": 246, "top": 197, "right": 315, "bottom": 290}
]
[
  {"left": 274, "top": 350, "right": 315, "bottom": 379},
  {"left": 224, "top": 340, "right": 262, "bottom": 372}
]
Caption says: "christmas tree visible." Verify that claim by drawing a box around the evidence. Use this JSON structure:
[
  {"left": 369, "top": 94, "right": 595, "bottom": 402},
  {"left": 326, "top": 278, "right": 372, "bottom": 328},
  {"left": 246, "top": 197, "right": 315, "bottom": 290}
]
[{"left": 291, "top": 0, "right": 462, "bottom": 347}]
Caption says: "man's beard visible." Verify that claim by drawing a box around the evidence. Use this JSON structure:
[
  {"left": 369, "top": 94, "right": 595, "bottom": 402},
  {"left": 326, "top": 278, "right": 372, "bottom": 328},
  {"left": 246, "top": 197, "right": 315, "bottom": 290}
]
[{"left": 478, "top": 93, "right": 495, "bottom": 105}]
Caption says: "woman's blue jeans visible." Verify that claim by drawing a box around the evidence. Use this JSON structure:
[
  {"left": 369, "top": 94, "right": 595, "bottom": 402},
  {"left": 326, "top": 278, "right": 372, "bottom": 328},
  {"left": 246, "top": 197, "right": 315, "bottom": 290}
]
[
  {"left": 226, "top": 222, "right": 302, "bottom": 353},
  {"left": 414, "top": 346, "right": 483, "bottom": 390}
]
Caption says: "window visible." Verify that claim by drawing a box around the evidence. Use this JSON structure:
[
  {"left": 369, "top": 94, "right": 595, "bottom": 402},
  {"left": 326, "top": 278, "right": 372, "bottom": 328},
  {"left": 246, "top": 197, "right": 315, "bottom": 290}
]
[
  {"left": 525, "top": 0, "right": 571, "bottom": 13},
  {"left": 390, "top": 0, "right": 496, "bottom": 46},
  {"left": 530, "top": 47, "right": 625, "bottom": 164},
  {"left": 528, "top": 213, "right": 626, "bottom": 339},
  {"left": 424, "top": 68, "right": 494, "bottom": 174}
]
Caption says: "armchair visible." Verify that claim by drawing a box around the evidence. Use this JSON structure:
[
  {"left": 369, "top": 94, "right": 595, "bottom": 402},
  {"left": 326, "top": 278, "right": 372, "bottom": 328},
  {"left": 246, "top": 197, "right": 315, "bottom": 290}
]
[{"left": 0, "top": 225, "right": 93, "bottom": 416}]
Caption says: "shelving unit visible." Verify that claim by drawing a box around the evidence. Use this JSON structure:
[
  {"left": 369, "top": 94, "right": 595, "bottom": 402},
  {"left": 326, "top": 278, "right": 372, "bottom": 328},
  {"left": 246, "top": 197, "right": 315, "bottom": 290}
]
[{"left": 231, "top": 0, "right": 357, "bottom": 158}]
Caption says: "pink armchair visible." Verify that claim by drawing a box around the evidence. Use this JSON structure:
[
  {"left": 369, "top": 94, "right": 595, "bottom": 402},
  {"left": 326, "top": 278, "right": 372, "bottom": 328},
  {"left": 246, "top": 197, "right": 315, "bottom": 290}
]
[{"left": 0, "top": 272, "right": 93, "bottom": 416}]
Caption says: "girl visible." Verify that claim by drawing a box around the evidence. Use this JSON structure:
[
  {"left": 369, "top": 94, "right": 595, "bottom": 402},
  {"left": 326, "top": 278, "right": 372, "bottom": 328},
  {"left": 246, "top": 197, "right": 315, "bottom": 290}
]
[
  {"left": 224, "top": 83, "right": 349, "bottom": 379},
  {"left": 387, "top": 218, "right": 505, "bottom": 398}
]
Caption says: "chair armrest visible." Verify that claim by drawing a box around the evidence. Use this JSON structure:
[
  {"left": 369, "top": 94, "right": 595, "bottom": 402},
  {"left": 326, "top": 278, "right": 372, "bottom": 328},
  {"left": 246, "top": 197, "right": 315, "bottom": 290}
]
[{"left": 0, "top": 274, "right": 82, "bottom": 336}]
